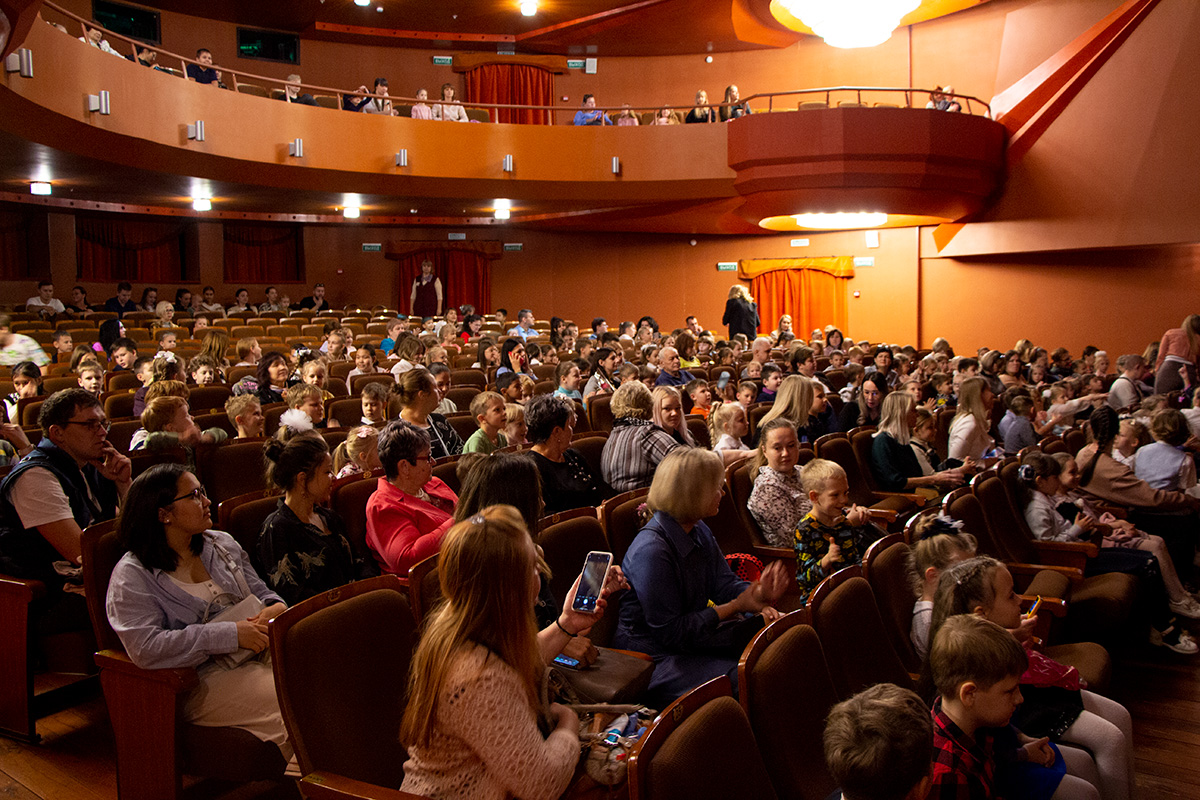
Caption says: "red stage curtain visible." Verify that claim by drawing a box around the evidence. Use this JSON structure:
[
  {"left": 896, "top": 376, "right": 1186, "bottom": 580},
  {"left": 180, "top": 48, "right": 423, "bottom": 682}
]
[
  {"left": 751, "top": 268, "right": 849, "bottom": 339},
  {"left": 464, "top": 63, "right": 553, "bottom": 125},
  {"left": 394, "top": 249, "right": 492, "bottom": 315},
  {"left": 76, "top": 216, "right": 184, "bottom": 282},
  {"left": 223, "top": 224, "right": 304, "bottom": 283},
  {"left": 0, "top": 210, "right": 31, "bottom": 280}
]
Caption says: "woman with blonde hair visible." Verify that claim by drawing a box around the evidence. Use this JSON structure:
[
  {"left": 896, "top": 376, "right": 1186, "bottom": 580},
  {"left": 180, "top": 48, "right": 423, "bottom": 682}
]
[
  {"left": 601, "top": 381, "right": 683, "bottom": 492},
  {"left": 770, "top": 314, "right": 792, "bottom": 344},
  {"left": 722, "top": 284, "right": 759, "bottom": 342},
  {"left": 399, "top": 505, "right": 608, "bottom": 798},
  {"left": 652, "top": 385, "right": 695, "bottom": 446},
  {"left": 760, "top": 374, "right": 814, "bottom": 433},
  {"left": 869, "top": 393, "right": 964, "bottom": 495},
  {"left": 152, "top": 300, "right": 175, "bottom": 329},
  {"left": 947, "top": 376, "right": 994, "bottom": 465},
  {"left": 614, "top": 448, "right": 788, "bottom": 706}
]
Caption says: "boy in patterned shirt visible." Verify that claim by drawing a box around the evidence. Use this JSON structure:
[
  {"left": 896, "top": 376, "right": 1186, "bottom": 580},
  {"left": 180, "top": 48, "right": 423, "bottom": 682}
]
[{"left": 793, "top": 458, "right": 878, "bottom": 602}]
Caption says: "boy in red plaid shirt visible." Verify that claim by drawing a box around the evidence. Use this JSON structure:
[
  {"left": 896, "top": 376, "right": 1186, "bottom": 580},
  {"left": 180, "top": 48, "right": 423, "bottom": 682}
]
[{"left": 928, "top": 615, "right": 1056, "bottom": 799}]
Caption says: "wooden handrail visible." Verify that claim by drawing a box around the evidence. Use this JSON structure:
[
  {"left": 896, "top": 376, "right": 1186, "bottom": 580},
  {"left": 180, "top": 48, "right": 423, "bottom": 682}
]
[{"left": 40, "top": 1, "right": 991, "bottom": 118}]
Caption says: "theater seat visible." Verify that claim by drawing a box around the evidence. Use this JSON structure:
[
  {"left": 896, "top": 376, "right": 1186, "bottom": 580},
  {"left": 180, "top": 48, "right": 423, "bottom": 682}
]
[
  {"left": 629, "top": 676, "right": 778, "bottom": 800},
  {"left": 738, "top": 613, "right": 839, "bottom": 800},
  {"left": 269, "top": 576, "right": 427, "bottom": 799},
  {"left": 861, "top": 533, "right": 922, "bottom": 672}
]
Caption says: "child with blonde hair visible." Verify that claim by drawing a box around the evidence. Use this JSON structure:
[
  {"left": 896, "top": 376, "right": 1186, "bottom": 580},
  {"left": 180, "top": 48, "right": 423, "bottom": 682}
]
[
  {"left": 333, "top": 425, "right": 382, "bottom": 479},
  {"left": 794, "top": 458, "right": 876, "bottom": 602},
  {"left": 503, "top": 403, "right": 527, "bottom": 447},
  {"left": 907, "top": 514, "right": 978, "bottom": 659},
  {"left": 463, "top": 391, "right": 508, "bottom": 454},
  {"left": 709, "top": 402, "right": 749, "bottom": 453}
]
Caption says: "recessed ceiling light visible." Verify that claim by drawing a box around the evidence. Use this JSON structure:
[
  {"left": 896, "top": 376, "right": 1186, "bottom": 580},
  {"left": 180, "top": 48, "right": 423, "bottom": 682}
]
[
  {"left": 343, "top": 206, "right": 361, "bottom": 218},
  {"left": 354, "top": 0, "right": 370, "bottom": 6},
  {"left": 494, "top": 198, "right": 512, "bottom": 210},
  {"left": 792, "top": 211, "right": 887, "bottom": 229},
  {"left": 376, "top": 5, "right": 384, "bottom": 11},
  {"left": 192, "top": 197, "right": 212, "bottom": 211},
  {"left": 520, "top": 0, "right": 537, "bottom": 16},
  {"left": 494, "top": 208, "right": 511, "bottom": 220},
  {"left": 29, "top": 182, "right": 51, "bottom": 196},
  {"left": 410, "top": 208, "right": 418, "bottom": 213}
]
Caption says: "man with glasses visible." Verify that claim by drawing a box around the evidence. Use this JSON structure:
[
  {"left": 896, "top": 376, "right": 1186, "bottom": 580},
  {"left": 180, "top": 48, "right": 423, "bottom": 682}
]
[{"left": 0, "top": 389, "right": 131, "bottom": 603}]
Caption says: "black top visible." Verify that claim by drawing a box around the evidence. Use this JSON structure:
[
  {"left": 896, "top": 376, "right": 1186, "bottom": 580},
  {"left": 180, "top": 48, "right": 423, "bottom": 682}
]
[
  {"left": 256, "top": 499, "right": 378, "bottom": 606},
  {"left": 721, "top": 297, "right": 759, "bottom": 341},
  {"left": 838, "top": 400, "right": 881, "bottom": 433},
  {"left": 685, "top": 107, "right": 716, "bottom": 124},
  {"left": 532, "top": 448, "right": 604, "bottom": 514},
  {"left": 103, "top": 297, "right": 138, "bottom": 317},
  {"left": 869, "top": 432, "right": 924, "bottom": 492},
  {"left": 425, "top": 413, "right": 464, "bottom": 460},
  {"left": 298, "top": 295, "right": 329, "bottom": 311},
  {"left": 186, "top": 64, "right": 219, "bottom": 85}
]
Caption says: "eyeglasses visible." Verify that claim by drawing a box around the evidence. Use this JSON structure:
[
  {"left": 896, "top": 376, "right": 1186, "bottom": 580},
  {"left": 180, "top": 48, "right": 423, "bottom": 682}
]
[
  {"left": 64, "top": 418, "right": 111, "bottom": 433},
  {"left": 170, "top": 486, "right": 208, "bottom": 504},
  {"left": 408, "top": 454, "right": 433, "bottom": 465}
]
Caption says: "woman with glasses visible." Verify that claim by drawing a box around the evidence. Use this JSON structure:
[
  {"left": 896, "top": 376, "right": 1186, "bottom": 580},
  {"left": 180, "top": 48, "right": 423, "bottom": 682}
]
[
  {"left": 105, "top": 463, "right": 292, "bottom": 763},
  {"left": 365, "top": 419, "right": 458, "bottom": 576}
]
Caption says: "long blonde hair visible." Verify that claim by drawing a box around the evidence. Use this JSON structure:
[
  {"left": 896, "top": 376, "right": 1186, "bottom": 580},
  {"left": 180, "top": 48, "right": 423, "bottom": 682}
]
[
  {"left": 707, "top": 401, "right": 743, "bottom": 448},
  {"left": 953, "top": 376, "right": 990, "bottom": 431},
  {"left": 1184, "top": 315, "right": 1200, "bottom": 357},
  {"left": 760, "top": 375, "right": 813, "bottom": 429},
  {"left": 651, "top": 386, "right": 694, "bottom": 445},
  {"left": 728, "top": 284, "right": 752, "bottom": 302},
  {"left": 400, "top": 505, "right": 543, "bottom": 750},
  {"left": 197, "top": 328, "right": 229, "bottom": 369},
  {"left": 877, "top": 392, "right": 913, "bottom": 445}
]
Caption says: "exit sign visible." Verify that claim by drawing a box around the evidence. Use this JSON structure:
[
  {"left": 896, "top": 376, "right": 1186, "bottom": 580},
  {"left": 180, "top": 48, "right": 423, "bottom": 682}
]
[
  {"left": 361, "top": 243, "right": 382, "bottom": 252},
  {"left": 566, "top": 59, "right": 585, "bottom": 69},
  {"left": 717, "top": 262, "right": 738, "bottom": 271},
  {"left": 503, "top": 243, "right": 523, "bottom": 252},
  {"left": 432, "top": 56, "right": 452, "bottom": 66},
  {"left": 853, "top": 256, "right": 875, "bottom": 267}
]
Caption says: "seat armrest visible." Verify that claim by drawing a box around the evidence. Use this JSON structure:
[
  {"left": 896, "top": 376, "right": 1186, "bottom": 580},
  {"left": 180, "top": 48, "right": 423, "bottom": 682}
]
[
  {"left": 0, "top": 575, "right": 44, "bottom": 602},
  {"left": 607, "top": 649, "right": 654, "bottom": 662},
  {"left": 1005, "top": 563, "right": 1084, "bottom": 584},
  {"left": 869, "top": 491, "right": 926, "bottom": 507},
  {"left": 864, "top": 508, "right": 898, "bottom": 524},
  {"left": 94, "top": 649, "right": 199, "bottom": 692},
  {"left": 301, "top": 772, "right": 430, "bottom": 800},
  {"left": 751, "top": 545, "right": 795, "bottom": 563}
]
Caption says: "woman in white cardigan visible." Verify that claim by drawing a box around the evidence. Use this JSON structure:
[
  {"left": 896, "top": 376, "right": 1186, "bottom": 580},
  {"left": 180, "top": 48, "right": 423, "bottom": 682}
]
[
  {"left": 432, "top": 83, "right": 470, "bottom": 122},
  {"left": 947, "top": 376, "right": 995, "bottom": 464}
]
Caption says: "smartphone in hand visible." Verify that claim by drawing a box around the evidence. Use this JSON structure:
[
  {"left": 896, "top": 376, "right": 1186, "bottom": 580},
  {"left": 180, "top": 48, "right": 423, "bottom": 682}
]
[{"left": 571, "top": 551, "right": 613, "bottom": 613}]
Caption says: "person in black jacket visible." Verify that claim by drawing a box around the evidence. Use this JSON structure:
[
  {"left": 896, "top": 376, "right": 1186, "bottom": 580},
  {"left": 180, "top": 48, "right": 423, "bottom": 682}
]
[
  {"left": 258, "top": 434, "right": 377, "bottom": 605},
  {"left": 722, "top": 284, "right": 759, "bottom": 341}
]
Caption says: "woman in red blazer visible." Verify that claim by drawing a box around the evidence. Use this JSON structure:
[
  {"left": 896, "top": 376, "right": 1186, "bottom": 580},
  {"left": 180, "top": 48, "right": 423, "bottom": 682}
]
[{"left": 365, "top": 420, "right": 458, "bottom": 576}]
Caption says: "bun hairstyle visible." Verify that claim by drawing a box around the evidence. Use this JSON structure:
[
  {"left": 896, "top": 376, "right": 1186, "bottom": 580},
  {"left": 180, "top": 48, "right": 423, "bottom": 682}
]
[{"left": 263, "top": 432, "right": 329, "bottom": 492}]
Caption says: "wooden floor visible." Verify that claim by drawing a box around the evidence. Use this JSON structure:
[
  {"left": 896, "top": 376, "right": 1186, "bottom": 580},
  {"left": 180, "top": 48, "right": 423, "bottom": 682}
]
[{"left": 2, "top": 633, "right": 1200, "bottom": 799}]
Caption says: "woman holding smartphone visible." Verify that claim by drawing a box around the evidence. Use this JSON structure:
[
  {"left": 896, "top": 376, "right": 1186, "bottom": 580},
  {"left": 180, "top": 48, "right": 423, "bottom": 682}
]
[{"left": 400, "top": 505, "right": 609, "bottom": 798}]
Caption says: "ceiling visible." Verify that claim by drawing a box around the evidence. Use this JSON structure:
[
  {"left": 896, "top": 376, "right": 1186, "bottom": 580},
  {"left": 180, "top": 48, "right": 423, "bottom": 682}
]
[{"left": 127, "top": 0, "right": 802, "bottom": 56}]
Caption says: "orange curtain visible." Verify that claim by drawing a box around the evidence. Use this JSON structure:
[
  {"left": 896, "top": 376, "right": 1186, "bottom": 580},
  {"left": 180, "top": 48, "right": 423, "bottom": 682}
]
[
  {"left": 464, "top": 63, "right": 553, "bottom": 125},
  {"left": 745, "top": 259, "right": 852, "bottom": 338}
]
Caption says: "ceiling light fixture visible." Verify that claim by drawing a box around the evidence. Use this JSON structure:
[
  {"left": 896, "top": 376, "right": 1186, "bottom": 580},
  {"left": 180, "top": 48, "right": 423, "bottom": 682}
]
[
  {"left": 343, "top": 206, "right": 361, "bottom": 218},
  {"left": 29, "top": 182, "right": 51, "bottom": 196},
  {"left": 520, "top": 1, "right": 538, "bottom": 16},
  {"left": 494, "top": 208, "right": 511, "bottom": 220},
  {"left": 493, "top": 198, "right": 512, "bottom": 211},
  {"left": 792, "top": 211, "right": 887, "bottom": 229},
  {"left": 192, "top": 197, "right": 212, "bottom": 212},
  {"left": 354, "top": 0, "right": 370, "bottom": 6},
  {"left": 776, "top": 0, "right": 919, "bottom": 48}
]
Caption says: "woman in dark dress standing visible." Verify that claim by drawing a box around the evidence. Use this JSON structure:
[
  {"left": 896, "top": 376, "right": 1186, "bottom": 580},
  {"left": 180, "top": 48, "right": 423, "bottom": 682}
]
[
  {"left": 410, "top": 259, "right": 443, "bottom": 317},
  {"left": 722, "top": 284, "right": 759, "bottom": 341}
]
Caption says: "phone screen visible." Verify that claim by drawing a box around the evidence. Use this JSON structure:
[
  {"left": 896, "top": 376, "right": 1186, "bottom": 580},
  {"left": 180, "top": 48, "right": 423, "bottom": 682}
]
[
  {"left": 572, "top": 551, "right": 612, "bottom": 613},
  {"left": 553, "top": 654, "right": 581, "bottom": 669}
]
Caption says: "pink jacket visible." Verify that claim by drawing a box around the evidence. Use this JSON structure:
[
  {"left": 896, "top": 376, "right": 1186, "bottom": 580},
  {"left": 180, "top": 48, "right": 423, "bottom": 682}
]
[{"left": 365, "top": 477, "right": 457, "bottom": 576}]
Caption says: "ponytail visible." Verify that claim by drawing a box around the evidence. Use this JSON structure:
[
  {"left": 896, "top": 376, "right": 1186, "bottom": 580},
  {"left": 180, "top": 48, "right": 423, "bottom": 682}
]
[
  {"left": 1079, "top": 406, "right": 1118, "bottom": 487},
  {"left": 332, "top": 440, "right": 352, "bottom": 475}
]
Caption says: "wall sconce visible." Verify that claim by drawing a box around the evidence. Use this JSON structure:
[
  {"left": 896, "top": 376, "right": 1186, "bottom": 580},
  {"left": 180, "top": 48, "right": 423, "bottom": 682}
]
[
  {"left": 611, "top": 156, "right": 621, "bottom": 175},
  {"left": 288, "top": 138, "right": 304, "bottom": 157},
  {"left": 4, "top": 49, "right": 33, "bottom": 79},
  {"left": 87, "top": 90, "right": 111, "bottom": 115},
  {"left": 187, "top": 121, "right": 206, "bottom": 141},
  {"left": 395, "top": 149, "right": 408, "bottom": 167},
  {"left": 502, "top": 154, "right": 514, "bottom": 173}
]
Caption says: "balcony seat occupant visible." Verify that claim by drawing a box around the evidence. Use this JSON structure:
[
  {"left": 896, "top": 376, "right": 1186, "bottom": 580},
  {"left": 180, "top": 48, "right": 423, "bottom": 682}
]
[
  {"left": 432, "top": 83, "right": 469, "bottom": 122},
  {"left": 684, "top": 90, "right": 717, "bottom": 123},
  {"left": 652, "top": 106, "right": 679, "bottom": 125},
  {"left": 615, "top": 104, "right": 639, "bottom": 126},
  {"left": 926, "top": 85, "right": 962, "bottom": 112},
  {"left": 411, "top": 88, "right": 433, "bottom": 119},
  {"left": 363, "top": 78, "right": 398, "bottom": 116},
  {"left": 79, "top": 25, "right": 124, "bottom": 57},
  {"left": 186, "top": 48, "right": 224, "bottom": 88},
  {"left": 281, "top": 74, "right": 317, "bottom": 107},
  {"left": 573, "top": 94, "right": 611, "bottom": 126},
  {"left": 719, "top": 85, "right": 751, "bottom": 121}
]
